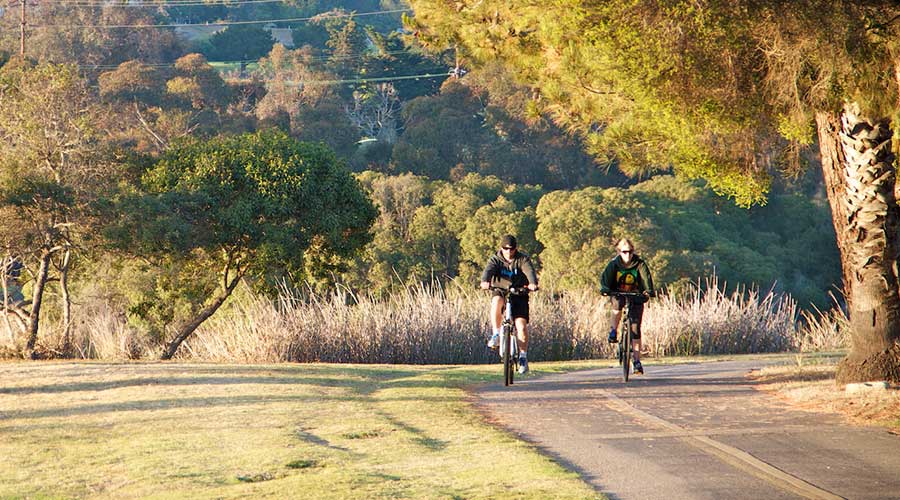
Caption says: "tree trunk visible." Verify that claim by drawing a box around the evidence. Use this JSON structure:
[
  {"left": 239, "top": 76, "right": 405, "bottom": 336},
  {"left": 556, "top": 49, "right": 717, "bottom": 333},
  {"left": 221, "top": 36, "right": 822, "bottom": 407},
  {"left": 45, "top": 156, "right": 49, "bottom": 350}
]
[
  {"left": 816, "top": 104, "right": 900, "bottom": 385},
  {"left": 59, "top": 248, "right": 72, "bottom": 356},
  {"left": 160, "top": 270, "right": 243, "bottom": 360},
  {"left": 25, "top": 249, "right": 53, "bottom": 357}
]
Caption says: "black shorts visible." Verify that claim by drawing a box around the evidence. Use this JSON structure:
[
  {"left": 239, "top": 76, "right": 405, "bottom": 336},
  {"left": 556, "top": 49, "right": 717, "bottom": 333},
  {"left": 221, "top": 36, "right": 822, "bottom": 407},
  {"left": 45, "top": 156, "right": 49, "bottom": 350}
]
[{"left": 493, "top": 290, "right": 529, "bottom": 322}]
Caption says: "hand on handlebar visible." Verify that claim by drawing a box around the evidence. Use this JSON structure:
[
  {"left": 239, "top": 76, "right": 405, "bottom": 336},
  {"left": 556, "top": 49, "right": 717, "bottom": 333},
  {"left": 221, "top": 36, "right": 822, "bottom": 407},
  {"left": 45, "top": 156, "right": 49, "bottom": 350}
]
[
  {"left": 480, "top": 281, "right": 490, "bottom": 290},
  {"left": 527, "top": 283, "right": 539, "bottom": 292}
]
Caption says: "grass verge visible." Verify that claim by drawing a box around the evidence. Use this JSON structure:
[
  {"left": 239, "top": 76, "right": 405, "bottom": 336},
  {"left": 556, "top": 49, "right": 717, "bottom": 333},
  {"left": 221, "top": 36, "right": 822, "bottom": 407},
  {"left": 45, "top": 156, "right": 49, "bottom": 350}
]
[
  {"left": 748, "top": 351, "right": 900, "bottom": 433},
  {"left": 0, "top": 360, "right": 609, "bottom": 499}
]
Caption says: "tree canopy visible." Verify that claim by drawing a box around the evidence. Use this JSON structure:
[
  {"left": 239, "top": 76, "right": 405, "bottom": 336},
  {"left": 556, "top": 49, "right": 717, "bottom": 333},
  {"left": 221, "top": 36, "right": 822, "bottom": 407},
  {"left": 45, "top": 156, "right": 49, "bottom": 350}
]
[
  {"left": 108, "top": 130, "right": 377, "bottom": 358},
  {"left": 406, "top": 0, "right": 777, "bottom": 206}
]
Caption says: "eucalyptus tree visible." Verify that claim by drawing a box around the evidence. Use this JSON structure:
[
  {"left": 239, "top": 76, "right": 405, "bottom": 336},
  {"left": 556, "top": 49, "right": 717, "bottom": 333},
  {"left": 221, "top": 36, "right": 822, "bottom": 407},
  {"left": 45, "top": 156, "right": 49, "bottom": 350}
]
[
  {"left": 98, "top": 55, "right": 241, "bottom": 153},
  {"left": 109, "top": 130, "right": 376, "bottom": 359},
  {"left": 346, "top": 171, "right": 434, "bottom": 294},
  {"left": 0, "top": 61, "right": 116, "bottom": 356},
  {"left": 406, "top": 0, "right": 900, "bottom": 383}
]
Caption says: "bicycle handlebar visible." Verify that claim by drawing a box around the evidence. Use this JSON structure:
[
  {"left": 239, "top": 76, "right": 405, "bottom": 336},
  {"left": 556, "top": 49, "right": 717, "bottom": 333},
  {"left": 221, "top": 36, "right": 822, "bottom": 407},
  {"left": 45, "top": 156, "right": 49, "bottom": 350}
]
[
  {"left": 601, "top": 291, "right": 648, "bottom": 301},
  {"left": 488, "top": 286, "right": 533, "bottom": 296}
]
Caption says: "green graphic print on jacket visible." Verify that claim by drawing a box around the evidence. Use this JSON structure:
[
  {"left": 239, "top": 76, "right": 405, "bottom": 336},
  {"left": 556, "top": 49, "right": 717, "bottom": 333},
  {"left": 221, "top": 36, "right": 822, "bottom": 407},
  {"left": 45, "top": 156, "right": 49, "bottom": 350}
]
[{"left": 616, "top": 267, "right": 640, "bottom": 292}]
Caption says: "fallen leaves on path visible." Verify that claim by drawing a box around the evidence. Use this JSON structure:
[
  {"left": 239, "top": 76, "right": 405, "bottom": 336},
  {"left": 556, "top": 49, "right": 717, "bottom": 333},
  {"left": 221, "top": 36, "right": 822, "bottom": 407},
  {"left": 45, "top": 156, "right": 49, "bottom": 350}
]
[{"left": 748, "top": 363, "right": 900, "bottom": 434}]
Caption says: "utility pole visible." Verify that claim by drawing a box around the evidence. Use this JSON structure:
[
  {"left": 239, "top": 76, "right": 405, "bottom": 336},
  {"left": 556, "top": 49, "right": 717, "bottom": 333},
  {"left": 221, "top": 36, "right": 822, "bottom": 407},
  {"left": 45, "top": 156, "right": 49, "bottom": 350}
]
[{"left": 19, "top": 0, "right": 26, "bottom": 57}]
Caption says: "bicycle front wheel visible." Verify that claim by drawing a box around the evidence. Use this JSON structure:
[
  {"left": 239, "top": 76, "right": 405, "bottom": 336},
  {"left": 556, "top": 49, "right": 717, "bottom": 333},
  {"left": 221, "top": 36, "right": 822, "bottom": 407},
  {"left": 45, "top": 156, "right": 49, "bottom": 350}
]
[
  {"left": 622, "top": 318, "right": 631, "bottom": 382},
  {"left": 502, "top": 326, "right": 514, "bottom": 386}
]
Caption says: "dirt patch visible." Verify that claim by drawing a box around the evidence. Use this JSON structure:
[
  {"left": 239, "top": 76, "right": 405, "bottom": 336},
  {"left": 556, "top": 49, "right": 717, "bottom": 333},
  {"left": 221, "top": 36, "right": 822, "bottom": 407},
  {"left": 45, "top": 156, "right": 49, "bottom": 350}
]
[{"left": 749, "top": 363, "right": 900, "bottom": 433}]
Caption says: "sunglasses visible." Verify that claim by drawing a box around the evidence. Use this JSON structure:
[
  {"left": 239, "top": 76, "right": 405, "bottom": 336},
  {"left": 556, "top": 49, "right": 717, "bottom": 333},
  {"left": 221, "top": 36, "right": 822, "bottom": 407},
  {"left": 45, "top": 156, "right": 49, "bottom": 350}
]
[
  {"left": 502, "top": 246, "right": 516, "bottom": 250},
  {"left": 619, "top": 250, "right": 633, "bottom": 254}
]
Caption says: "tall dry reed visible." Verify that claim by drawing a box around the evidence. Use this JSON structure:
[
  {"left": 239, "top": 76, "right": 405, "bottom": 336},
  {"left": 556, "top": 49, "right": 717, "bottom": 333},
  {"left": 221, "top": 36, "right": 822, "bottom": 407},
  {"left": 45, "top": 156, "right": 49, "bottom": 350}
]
[
  {"left": 3, "top": 276, "right": 817, "bottom": 363},
  {"left": 795, "top": 293, "right": 850, "bottom": 352},
  {"left": 184, "top": 283, "right": 610, "bottom": 364},
  {"left": 642, "top": 277, "right": 797, "bottom": 356}
]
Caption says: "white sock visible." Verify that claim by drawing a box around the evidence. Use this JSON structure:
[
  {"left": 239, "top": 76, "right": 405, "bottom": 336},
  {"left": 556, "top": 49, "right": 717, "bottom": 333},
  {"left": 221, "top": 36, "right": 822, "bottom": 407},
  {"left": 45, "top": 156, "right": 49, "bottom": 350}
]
[{"left": 519, "top": 351, "right": 527, "bottom": 359}]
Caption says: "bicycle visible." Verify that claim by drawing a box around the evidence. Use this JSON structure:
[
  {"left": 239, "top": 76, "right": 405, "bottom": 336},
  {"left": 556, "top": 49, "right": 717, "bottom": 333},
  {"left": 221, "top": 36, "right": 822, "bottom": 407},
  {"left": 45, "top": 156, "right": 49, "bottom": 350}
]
[
  {"left": 607, "top": 291, "right": 644, "bottom": 382},
  {"left": 490, "top": 286, "right": 530, "bottom": 386}
]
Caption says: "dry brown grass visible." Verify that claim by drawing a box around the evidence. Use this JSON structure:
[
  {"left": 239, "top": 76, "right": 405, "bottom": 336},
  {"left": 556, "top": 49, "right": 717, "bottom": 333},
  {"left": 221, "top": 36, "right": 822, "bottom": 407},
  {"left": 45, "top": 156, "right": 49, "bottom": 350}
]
[
  {"left": 3, "top": 275, "right": 814, "bottom": 363},
  {"left": 749, "top": 354, "right": 900, "bottom": 433},
  {"left": 644, "top": 276, "right": 798, "bottom": 356}
]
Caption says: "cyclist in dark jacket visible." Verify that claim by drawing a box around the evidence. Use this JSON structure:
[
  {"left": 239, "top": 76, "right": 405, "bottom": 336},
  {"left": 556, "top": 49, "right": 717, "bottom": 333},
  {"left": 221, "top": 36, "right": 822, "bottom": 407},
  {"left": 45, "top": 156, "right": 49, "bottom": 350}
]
[
  {"left": 600, "top": 238, "right": 655, "bottom": 374},
  {"left": 479, "top": 234, "right": 539, "bottom": 374}
]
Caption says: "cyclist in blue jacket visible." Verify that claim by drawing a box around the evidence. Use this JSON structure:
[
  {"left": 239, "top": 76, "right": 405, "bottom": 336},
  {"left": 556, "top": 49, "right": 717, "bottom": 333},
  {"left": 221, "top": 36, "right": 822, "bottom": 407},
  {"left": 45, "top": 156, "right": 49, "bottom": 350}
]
[{"left": 479, "top": 235, "right": 539, "bottom": 374}]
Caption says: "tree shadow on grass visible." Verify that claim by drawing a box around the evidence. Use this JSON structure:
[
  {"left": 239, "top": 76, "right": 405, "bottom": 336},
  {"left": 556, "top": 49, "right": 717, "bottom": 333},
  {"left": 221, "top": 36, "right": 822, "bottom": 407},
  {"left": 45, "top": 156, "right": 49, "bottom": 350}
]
[
  {"left": 375, "top": 409, "right": 448, "bottom": 451},
  {"left": 0, "top": 392, "right": 454, "bottom": 421},
  {"left": 295, "top": 427, "right": 350, "bottom": 452},
  {"left": 0, "top": 368, "right": 449, "bottom": 396}
]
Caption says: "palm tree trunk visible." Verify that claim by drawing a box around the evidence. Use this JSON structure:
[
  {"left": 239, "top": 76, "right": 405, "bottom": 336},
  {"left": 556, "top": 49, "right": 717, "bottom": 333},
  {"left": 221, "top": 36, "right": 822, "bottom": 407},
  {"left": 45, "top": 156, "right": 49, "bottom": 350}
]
[{"left": 816, "top": 104, "right": 900, "bottom": 385}]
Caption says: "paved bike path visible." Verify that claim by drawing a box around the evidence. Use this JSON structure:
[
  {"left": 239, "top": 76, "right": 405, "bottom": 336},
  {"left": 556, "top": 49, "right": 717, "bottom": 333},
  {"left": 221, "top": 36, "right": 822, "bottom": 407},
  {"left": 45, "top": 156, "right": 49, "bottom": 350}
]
[{"left": 474, "top": 360, "right": 900, "bottom": 500}]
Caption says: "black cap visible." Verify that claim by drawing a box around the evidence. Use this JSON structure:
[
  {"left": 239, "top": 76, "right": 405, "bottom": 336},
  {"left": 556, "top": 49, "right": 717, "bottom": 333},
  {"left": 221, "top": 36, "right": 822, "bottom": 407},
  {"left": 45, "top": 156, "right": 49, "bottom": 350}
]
[{"left": 500, "top": 234, "right": 517, "bottom": 249}]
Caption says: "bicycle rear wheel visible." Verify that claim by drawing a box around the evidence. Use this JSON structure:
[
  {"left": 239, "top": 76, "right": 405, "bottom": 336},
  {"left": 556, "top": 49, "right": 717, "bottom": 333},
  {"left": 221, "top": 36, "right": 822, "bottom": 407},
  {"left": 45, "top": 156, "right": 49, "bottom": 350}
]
[{"left": 622, "top": 317, "right": 632, "bottom": 382}]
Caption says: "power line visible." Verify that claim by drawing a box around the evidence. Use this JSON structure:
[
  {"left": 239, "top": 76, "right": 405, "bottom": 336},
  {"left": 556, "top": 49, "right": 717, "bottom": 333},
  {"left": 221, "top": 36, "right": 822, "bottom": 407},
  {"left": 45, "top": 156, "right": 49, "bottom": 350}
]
[
  {"left": 32, "top": 7, "right": 412, "bottom": 28},
  {"left": 84, "top": 70, "right": 448, "bottom": 91},
  {"left": 226, "top": 71, "right": 451, "bottom": 86},
  {"left": 42, "top": 0, "right": 290, "bottom": 6},
  {"left": 83, "top": 48, "right": 433, "bottom": 69}
]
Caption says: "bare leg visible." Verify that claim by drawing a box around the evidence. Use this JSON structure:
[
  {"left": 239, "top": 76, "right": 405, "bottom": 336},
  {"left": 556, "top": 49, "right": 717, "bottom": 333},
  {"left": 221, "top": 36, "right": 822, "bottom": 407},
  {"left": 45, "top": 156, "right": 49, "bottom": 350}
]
[
  {"left": 514, "top": 317, "right": 528, "bottom": 352},
  {"left": 632, "top": 322, "right": 641, "bottom": 362},
  {"left": 490, "top": 296, "right": 505, "bottom": 331},
  {"left": 610, "top": 309, "right": 622, "bottom": 332}
]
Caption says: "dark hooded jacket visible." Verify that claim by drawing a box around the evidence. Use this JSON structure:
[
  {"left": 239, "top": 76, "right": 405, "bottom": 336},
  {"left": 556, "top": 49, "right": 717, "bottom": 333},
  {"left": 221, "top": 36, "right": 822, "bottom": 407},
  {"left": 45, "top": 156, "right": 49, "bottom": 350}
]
[
  {"left": 600, "top": 254, "right": 655, "bottom": 297},
  {"left": 481, "top": 250, "right": 538, "bottom": 290}
]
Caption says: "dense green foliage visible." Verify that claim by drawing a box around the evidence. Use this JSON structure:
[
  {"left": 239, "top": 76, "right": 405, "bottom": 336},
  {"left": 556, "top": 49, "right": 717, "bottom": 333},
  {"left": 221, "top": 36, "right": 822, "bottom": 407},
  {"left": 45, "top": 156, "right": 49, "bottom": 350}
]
[
  {"left": 105, "top": 130, "right": 377, "bottom": 355},
  {"left": 348, "top": 171, "right": 838, "bottom": 307},
  {"left": 0, "top": 0, "right": 850, "bottom": 358}
]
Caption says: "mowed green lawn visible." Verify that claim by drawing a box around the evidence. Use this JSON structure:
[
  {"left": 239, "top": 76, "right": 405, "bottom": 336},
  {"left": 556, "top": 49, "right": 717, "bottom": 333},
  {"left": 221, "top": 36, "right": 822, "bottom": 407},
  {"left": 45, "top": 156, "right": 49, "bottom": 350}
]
[{"left": 0, "top": 360, "right": 612, "bottom": 499}]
